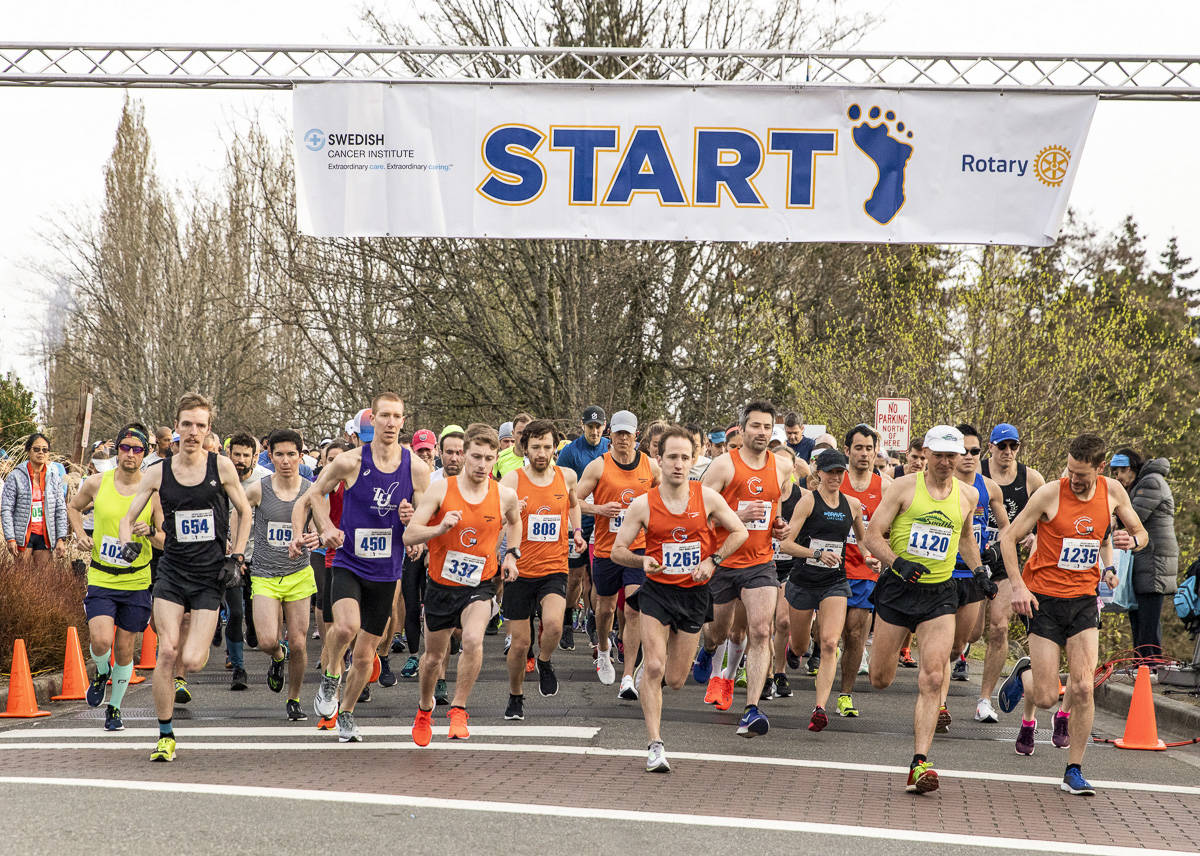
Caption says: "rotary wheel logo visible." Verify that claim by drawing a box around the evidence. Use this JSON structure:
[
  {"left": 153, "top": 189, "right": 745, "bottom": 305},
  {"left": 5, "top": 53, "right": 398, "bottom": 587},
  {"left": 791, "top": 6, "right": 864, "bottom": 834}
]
[{"left": 1034, "top": 145, "right": 1071, "bottom": 187}]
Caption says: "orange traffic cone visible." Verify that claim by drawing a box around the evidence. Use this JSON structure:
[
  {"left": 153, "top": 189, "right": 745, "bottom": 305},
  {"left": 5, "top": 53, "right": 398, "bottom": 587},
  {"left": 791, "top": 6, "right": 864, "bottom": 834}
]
[
  {"left": 370, "top": 654, "right": 382, "bottom": 684},
  {"left": 1114, "top": 665, "right": 1166, "bottom": 750},
  {"left": 0, "top": 639, "right": 51, "bottom": 718},
  {"left": 136, "top": 626, "right": 157, "bottom": 670},
  {"left": 51, "top": 627, "right": 89, "bottom": 701},
  {"left": 107, "top": 649, "right": 146, "bottom": 686}
]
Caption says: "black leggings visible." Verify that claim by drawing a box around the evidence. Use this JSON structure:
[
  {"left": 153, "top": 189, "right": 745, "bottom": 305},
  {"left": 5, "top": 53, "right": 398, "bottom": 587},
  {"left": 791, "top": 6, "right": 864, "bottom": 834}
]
[
  {"left": 1128, "top": 592, "right": 1164, "bottom": 659},
  {"left": 224, "top": 583, "right": 245, "bottom": 644},
  {"left": 402, "top": 553, "right": 426, "bottom": 654}
]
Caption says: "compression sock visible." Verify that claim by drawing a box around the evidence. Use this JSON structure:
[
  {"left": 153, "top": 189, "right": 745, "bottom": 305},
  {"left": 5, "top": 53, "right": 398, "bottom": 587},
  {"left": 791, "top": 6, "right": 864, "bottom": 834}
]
[
  {"left": 89, "top": 645, "right": 112, "bottom": 677},
  {"left": 109, "top": 661, "right": 133, "bottom": 709},
  {"left": 158, "top": 718, "right": 173, "bottom": 737},
  {"left": 723, "top": 639, "right": 747, "bottom": 680},
  {"left": 711, "top": 640, "right": 728, "bottom": 671}
]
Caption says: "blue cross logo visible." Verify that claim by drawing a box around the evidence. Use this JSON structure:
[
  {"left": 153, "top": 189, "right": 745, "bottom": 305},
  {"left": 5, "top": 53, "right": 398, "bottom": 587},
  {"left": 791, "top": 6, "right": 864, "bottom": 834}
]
[{"left": 303, "top": 128, "right": 325, "bottom": 151}]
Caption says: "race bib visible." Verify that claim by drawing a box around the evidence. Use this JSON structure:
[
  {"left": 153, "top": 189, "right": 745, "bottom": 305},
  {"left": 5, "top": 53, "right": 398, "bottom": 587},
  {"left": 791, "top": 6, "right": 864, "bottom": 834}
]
[
  {"left": 175, "top": 509, "right": 215, "bottom": 543},
  {"left": 848, "top": 509, "right": 870, "bottom": 545},
  {"left": 528, "top": 514, "right": 560, "bottom": 543},
  {"left": 660, "top": 541, "right": 702, "bottom": 575},
  {"left": 609, "top": 510, "right": 626, "bottom": 533},
  {"left": 443, "top": 549, "right": 486, "bottom": 586},
  {"left": 738, "top": 501, "right": 770, "bottom": 531},
  {"left": 355, "top": 528, "right": 392, "bottom": 559},
  {"left": 807, "top": 538, "right": 844, "bottom": 566},
  {"left": 972, "top": 522, "right": 983, "bottom": 547},
  {"left": 266, "top": 522, "right": 294, "bottom": 549},
  {"left": 1058, "top": 537, "right": 1100, "bottom": 571},
  {"left": 985, "top": 525, "right": 999, "bottom": 544},
  {"left": 772, "top": 538, "right": 786, "bottom": 561},
  {"left": 907, "top": 522, "right": 952, "bottom": 561},
  {"left": 30, "top": 501, "right": 44, "bottom": 524},
  {"left": 99, "top": 534, "right": 132, "bottom": 567}
]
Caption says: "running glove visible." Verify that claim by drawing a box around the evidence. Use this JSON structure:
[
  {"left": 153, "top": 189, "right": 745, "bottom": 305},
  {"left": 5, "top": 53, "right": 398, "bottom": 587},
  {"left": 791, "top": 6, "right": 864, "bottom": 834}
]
[
  {"left": 891, "top": 557, "right": 928, "bottom": 584},
  {"left": 219, "top": 554, "right": 244, "bottom": 587},
  {"left": 973, "top": 566, "right": 999, "bottom": 600},
  {"left": 981, "top": 543, "right": 1001, "bottom": 574}
]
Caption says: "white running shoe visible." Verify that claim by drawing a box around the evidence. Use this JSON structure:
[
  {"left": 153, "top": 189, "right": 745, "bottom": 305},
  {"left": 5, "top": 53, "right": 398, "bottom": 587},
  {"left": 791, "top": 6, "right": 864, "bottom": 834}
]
[
  {"left": 618, "top": 674, "right": 639, "bottom": 700},
  {"left": 646, "top": 740, "right": 670, "bottom": 773},
  {"left": 314, "top": 672, "right": 339, "bottom": 720},
  {"left": 595, "top": 652, "right": 616, "bottom": 685},
  {"left": 975, "top": 697, "right": 999, "bottom": 723},
  {"left": 858, "top": 649, "right": 870, "bottom": 676}
]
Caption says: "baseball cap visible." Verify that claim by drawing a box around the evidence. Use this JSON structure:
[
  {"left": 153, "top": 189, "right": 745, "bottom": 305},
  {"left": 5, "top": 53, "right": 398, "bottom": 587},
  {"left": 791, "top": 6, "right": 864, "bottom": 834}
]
[
  {"left": 708, "top": 430, "right": 726, "bottom": 444},
  {"left": 412, "top": 429, "right": 436, "bottom": 451},
  {"left": 610, "top": 410, "right": 637, "bottom": 434},
  {"left": 581, "top": 405, "right": 606, "bottom": 425},
  {"left": 499, "top": 421, "right": 514, "bottom": 440},
  {"left": 439, "top": 423, "right": 465, "bottom": 440},
  {"left": 989, "top": 423, "right": 1019, "bottom": 444},
  {"left": 171, "top": 432, "right": 180, "bottom": 443},
  {"left": 924, "top": 425, "right": 966, "bottom": 454},
  {"left": 815, "top": 449, "right": 850, "bottom": 472},
  {"left": 770, "top": 424, "right": 787, "bottom": 446},
  {"left": 350, "top": 408, "right": 374, "bottom": 442}
]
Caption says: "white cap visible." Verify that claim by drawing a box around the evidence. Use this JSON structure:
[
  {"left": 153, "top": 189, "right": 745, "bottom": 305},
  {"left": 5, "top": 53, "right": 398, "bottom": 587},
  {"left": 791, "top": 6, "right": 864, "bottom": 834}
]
[
  {"left": 770, "top": 424, "right": 787, "bottom": 445},
  {"left": 610, "top": 410, "right": 638, "bottom": 434},
  {"left": 923, "top": 425, "right": 966, "bottom": 454}
]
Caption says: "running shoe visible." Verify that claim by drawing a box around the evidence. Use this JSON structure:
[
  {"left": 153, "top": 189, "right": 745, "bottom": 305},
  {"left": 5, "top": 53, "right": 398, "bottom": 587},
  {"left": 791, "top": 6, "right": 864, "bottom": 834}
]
[
  {"left": 1061, "top": 766, "right": 1095, "bottom": 796},
  {"left": 737, "top": 704, "right": 769, "bottom": 737},
  {"left": 761, "top": 676, "right": 777, "bottom": 700},
  {"left": 646, "top": 741, "right": 670, "bottom": 773},
  {"left": 704, "top": 676, "right": 722, "bottom": 705},
  {"left": 806, "top": 654, "right": 820, "bottom": 676},
  {"left": 447, "top": 706, "right": 470, "bottom": 740},
  {"left": 311, "top": 628, "right": 320, "bottom": 639},
  {"left": 1015, "top": 721, "right": 1036, "bottom": 755},
  {"left": 559, "top": 624, "right": 575, "bottom": 651},
  {"left": 449, "top": 635, "right": 461, "bottom": 656},
  {"left": 537, "top": 659, "right": 559, "bottom": 697},
  {"left": 358, "top": 685, "right": 371, "bottom": 704},
  {"left": 773, "top": 672, "right": 793, "bottom": 698},
  {"left": 231, "top": 666, "right": 248, "bottom": 691},
  {"left": 936, "top": 704, "right": 951, "bottom": 733},
  {"left": 1052, "top": 711, "right": 1070, "bottom": 748},
  {"left": 503, "top": 634, "right": 512, "bottom": 655},
  {"left": 836, "top": 694, "right": 859, "bottom": 717},
  {"left": 369, "top": 654, "right": 381, "bottom": 684},
  {"left": 975, "top": 697, "right": 999, "bottom": 723},
  {"left": 378, "top": 656, "right": 397, "bottom": 688},
  {"left": 951, "top": 658, "right": 969, "bottom": 682},
  {"left": 692, "top": 646, "right": 714, "bottom": 684},
  {"left": 905, "top": 760, "right": 938, "bottom": 793},
  {"left": 314, "top": 672, "right": 339, "bottom": 719},
  {"left": 786, "top": 644, "right": 801, "bottom": 671},
  {"left": 504, "top": 694, "right": 525, "bottom": 721},
  {"left": 485, "top": 614, "right": 501, "bottom": 636},
  {"left": 150, "top": 735, "right": 176, "bottom": 762},
  {"left": 412, "top": 708, "right": 433, "bottom": 746},
  {"left": 616, "top": 639, "right": 625, "bottom": 664},
  {"left": 858, "top": 649, "right": 870, "bottom": 675},
  {"left": 618, "top": 675, "right": 639, "bottom": 700},
  {"left": 595, "top": 652, "right": 616, "bottom": 686},
  {"left": 104, "top": 705, "right": 124, "bottom": 732},
  {"left": 735, "top": 665, "right": 748, "bottom": 688},
  {"left": 391, "top": 633, "right": 406, "bottom": 654},
  {"left": 400, "top": 655, "right": 420, "bottom": 679},
  {"left": 997, "top": 656, "right": 1030, "bottom": 714},
  {"left": 434, "top": 678, "right": 450, "bottom": 706},
  {"left": 267, "top": 656, "right": 285, "bottom": 693},
  {"left": 525, "top": 656, "right": 535, "bottom": 674},
  {"left": 173, "top": 677, "right": 191, "bottom": 705},
  {"left": 337, "top": 709, "right": 362, "bottom": 743},
  {"left": 716, "top": 677, "right": 735, "bottom": 712},
  {"left": 86, "top": 668, "right": 109, "bottom": 707},
  {"left": 898, "top": 648, "right": 917, "bottom": 668},
  {"left": 316, "top": 713, "right": 337, "bottom": 730},
  {"left": 286, "top": 699, "right": 307, "bottom": 721},
  {"left": 808, "top": 706, "right": 828, "bottom": 732}
]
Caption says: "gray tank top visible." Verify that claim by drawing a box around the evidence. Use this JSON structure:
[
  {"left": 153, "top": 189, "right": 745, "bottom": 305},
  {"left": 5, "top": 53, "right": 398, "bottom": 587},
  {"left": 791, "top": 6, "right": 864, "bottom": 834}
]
[{"left": 250, "top": 475, "right": 312, "bottom": 578}]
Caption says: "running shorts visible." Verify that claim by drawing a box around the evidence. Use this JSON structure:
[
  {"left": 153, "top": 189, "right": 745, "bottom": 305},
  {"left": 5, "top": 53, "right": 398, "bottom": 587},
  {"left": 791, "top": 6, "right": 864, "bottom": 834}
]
[
  {"left": 84, "top": 585, "right": 152, "bottom": 633},
  {"left": 709, "top": 561, "right": 778, "bottom": 605},
  {"left": 847, "top": 578, "right": 875, "bottom": 610},
  {"left": 591, "top": 553, "right": 645, "bottom": 598},
  {"left": 424, "top": 577, "right": 497, "bottom": 633},
  {"left": 1028, "top": 593, "right": 1100, "bottom": 647},
  {"left": 784, "top": 578, "right": 851, "bottom": 612},
  {"left": 871, "top": 570, "right": 958, "bottom": 633},
  {"left": 633, "top": 579, "right": 712, "bottom": 635},
  {"left": 251, "top": 567, "right": 318, "bottom": 603},
  {"left": 330, "top": 566, "right": 397, "bottom": 637},
  {"left": 503, "top": 572, "right": 567, "bottom": 621}
]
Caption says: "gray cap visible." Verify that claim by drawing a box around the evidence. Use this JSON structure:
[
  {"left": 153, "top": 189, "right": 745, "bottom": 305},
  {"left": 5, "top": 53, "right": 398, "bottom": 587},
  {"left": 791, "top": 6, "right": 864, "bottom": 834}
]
[
  {"left": 610, "top": 410, "right": 637, "bottom": 434},
  {"left": 498, "top": 421, "right": 514, "bottom": 440}
]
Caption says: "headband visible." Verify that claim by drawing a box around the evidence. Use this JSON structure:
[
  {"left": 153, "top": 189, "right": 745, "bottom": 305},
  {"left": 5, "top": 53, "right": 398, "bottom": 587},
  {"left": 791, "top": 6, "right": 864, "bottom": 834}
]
[{"left": 116, "top": 427, "right": 150, "bottom": 450}]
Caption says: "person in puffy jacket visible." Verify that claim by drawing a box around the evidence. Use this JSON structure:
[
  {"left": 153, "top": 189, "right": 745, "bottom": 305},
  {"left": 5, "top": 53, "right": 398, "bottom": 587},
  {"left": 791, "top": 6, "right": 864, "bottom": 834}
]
[
  {"left": 1109, "top": 448, "right": 1178, "bottom": 660},
  {"left": 1, "top": 433, "right": 70, "bottom": 570}
]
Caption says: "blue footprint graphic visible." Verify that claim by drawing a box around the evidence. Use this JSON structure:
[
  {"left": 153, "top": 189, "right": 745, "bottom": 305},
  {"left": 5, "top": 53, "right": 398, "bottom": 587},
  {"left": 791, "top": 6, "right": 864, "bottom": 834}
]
[{"left": 849, "top": 104, "right": 913, "bottom": 225}]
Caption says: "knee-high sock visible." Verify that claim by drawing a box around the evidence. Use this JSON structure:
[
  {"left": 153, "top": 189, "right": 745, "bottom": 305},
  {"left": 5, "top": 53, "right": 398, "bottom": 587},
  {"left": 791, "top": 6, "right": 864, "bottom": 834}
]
[
  {"left": 723, "top": 638, "right": 746, "bottom": 680},
  {"left": 109, "top": 661, "right": 133, "bottom": 708},
  {"left": 89, "top": 645, "right": 111, "bottom": 677}
]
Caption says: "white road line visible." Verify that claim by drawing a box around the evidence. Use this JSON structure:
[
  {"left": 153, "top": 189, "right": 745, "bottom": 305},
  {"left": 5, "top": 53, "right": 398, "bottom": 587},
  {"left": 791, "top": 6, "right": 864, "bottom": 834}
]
[
  {"left": 0, "top": 739, "right": 1196, "bottom": 796},
  {"left": 0, "top": 725, "right": 598, "bottom": 739},
  {"left": 0, "top": 776, "right": 1189, "bottom": 856}
]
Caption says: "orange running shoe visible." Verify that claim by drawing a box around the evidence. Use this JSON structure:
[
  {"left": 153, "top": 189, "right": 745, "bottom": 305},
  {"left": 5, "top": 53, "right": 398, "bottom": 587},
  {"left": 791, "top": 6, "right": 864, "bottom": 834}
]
[
  {"left": 525, "top": 656, "right": 535, "bottom": 674},
  {"left": 715, "top": 677, "right": 735, "bottom": 712},
  {"left": 447, "top": 706, "right": 470, "bottom": 740},
  {"left": 370, "top": 655, "right": 382, "bottom": 683},
  {"left": 412, "top": 707, "right": 433, "bottom": 746},
  {"left": 704, "top": 676, "right": 722, "bottom": 705},
  {"left": 317, "top": 712, "right": 338, "bottom": 731}
]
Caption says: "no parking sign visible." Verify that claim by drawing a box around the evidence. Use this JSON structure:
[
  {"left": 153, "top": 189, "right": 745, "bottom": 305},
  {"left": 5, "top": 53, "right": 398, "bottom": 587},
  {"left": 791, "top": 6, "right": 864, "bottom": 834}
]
[{"left": 875, "top": 398, "right": 911, "bottom": 452}]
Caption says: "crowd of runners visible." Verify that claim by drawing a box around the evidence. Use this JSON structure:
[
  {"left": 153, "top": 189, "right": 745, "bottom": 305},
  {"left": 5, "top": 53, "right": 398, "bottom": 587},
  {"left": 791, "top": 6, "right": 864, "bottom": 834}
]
[{"left": 38, "top": 391, "right": 1149, "bottom": 798}]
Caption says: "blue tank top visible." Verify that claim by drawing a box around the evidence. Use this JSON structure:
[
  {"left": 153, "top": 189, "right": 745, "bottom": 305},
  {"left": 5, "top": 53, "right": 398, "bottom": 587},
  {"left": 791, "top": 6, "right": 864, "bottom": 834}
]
[
  {"left": 954, "top": 472, "right": 989, "bottom": 577},
  {"left": 333, "top": 445, "right": 413, "bottom": 582}
]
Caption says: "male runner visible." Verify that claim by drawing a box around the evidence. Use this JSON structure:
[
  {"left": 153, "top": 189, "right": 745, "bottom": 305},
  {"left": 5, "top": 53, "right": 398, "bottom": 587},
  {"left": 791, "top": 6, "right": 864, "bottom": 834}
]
[
  {"left": 613, "top": 425, "right": 746, "bottom": 771},
  {"left": 120, "top": 393, "right": 252, "bottom": 762},
  {"left": 862, "top": 425, "right": 986, "bottom": 794},
  {"left": 291, "top": 392, "right": 429, "bottom": 743},
  {"left": 576, "top": 410, "right": 660, "bottom": 694},
  {"left": 403, "top": 423, "right": 521, "bottom": 745},
  {"left": 996, "top": 433, "right": 1145, "bottom": 796},
  {"left": 975, "top": 422, "right": 1046, "bottom": 722},
  {"left": 499, "top": 419, "right": 585, "bottom": 719},
  {"left": 699, "top": 401, "right": 791, "bottom": 735},
  {"left": 244, "top": 429, "right": 319, "bottom": 721},
  {"left": 68, "top": 424, "right": 165, "bottom": 732},
  {"left": 225, "top": 433, "right": 271, "bottom": 689}
]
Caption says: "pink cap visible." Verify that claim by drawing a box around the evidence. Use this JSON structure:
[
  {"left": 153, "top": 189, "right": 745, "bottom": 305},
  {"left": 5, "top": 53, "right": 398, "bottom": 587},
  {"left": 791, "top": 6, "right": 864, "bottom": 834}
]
[{"left": 412, "top": 428, "right": 436, "bottom": 451}]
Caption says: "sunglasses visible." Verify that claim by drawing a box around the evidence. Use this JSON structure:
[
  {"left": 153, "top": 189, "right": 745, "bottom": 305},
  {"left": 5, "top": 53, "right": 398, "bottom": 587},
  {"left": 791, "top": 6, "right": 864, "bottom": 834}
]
[
  {"left": 119, "top": 443, "right": 146, "bottom": 455},
  {"left": 30, "top": 446, "right": 49, "bottom": 453},
  {"left": 994, "top": 441, "right": 1020, "bottom": 451},
  {"left": 964, "top": 447, "right": 982, "bottom": 456}
]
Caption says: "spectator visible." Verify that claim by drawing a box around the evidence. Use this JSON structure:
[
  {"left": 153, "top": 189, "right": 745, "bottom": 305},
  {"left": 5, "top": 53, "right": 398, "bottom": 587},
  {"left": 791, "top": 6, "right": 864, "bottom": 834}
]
[
  {"left": 784, "top": 411, "right": 815, "bottom": 461},
  {"left": 2, "top": 433, "right": 69, "bottom": 569}
]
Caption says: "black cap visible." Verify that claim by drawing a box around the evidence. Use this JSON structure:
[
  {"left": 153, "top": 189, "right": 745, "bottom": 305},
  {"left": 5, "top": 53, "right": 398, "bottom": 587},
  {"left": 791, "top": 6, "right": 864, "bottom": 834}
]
[
  {"left": 581, "top": 405, "right": 606, "bottom": 425},
  {"left": 815, "top": 450, "right": 850, "bottom": 472}
]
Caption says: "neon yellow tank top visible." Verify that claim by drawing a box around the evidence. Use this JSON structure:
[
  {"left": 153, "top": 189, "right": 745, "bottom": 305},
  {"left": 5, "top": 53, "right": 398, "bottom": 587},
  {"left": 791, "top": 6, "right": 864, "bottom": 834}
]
[
  {"left": 88, "top": 469, "right": 153, "bottom": 591},
  {"left": 888, "top": 473, "right": 963, "bottom": 585}
]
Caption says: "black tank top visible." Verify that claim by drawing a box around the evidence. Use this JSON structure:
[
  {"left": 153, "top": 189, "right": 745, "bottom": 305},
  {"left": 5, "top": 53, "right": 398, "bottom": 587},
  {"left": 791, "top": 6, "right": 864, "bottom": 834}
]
[
  {"left": 981, "top": 460, "right": 1029, "bottom": 524},
  {"left": 161, "top": 452, "right": 228, "bottom": 569},
  {"left": 773, "top": 482, "right": 804, "bottom": 576},
  {"left": 791, "top": 490, "right": 853, "bottom": 589}
]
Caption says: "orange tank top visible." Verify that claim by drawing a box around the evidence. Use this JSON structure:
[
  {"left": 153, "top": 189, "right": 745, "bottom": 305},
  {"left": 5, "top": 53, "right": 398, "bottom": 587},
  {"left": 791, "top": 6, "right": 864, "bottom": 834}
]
[
  {"left": 516, "top": 467, "right": 570, "bottom": 578},
  {"left": 592, "top": 451, "right": 654, "bottom": 558},
  {"left": 716, "top": 448, "right": 782, "bottom": 568},
  {"left": 427, "top": 477, "right": 503, "bottom": 588},
  {"left": 1023, "top": 477, "right": 1110, "bottom": 598},
  {"left": 645, "top": 482, "right": 712, "bottom": 588},
  {"left": 841, "top": 471, "right": 882, "bottom": 581}
]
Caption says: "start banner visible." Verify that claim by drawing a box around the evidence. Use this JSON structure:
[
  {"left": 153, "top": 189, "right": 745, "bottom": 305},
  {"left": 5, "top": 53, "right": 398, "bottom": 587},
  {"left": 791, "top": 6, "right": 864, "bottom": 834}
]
[{"left": 293, "top": 83, "right": 1095, "bottom": 245}]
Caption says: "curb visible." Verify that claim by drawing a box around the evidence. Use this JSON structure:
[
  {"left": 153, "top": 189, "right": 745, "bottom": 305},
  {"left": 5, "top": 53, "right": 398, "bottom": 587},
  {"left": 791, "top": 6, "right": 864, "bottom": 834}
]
[
  {"left": 1095, "top": 678, "right": 1200, "bottom": 739},
  {"left": 0, "top": 673, "right": 65, "bottom": 713}
]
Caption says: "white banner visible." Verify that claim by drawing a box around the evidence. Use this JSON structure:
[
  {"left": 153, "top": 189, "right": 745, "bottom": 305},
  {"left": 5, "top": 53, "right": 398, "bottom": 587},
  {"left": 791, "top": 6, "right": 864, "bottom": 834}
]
[{"left": 293, "top": 83, "right": 1095, "bottom": 245}]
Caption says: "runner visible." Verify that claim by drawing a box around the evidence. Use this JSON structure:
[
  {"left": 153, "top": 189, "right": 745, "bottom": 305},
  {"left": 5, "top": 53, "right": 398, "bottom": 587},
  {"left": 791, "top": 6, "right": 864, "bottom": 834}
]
[
  {"left": 996, "top": 433, "right": 1145, "bottom": 796},
  {"left": 225, "top": 433, "right": 271, "bottom": 690},
  {"left": 576, "top": 410, "right": 660, "bottom": 694},
  {"left": 402, "top": 423, "right": 522, "bottom": 746},
  {"left": 862, "top": 425, "right": 986, "bottom": 793},
  {"left": 612, "top": 425, "right": 747, "bottom": 771},
  {"left": 499, "top": 420, "right": 585, "bottom": 719},
  {"left": 67, "top": 424, "right": 164, "bottom": 732},
  {"left": 975, "top": 422, "right": 1046, "bottom": 722},
  {"left": 119, "top": 393, "right": 252, "bottom": 762},
  {"left": 291, "top": 392, "right": 429, "bottom": 743},
  {"left": 244, "top": 429, "right": 319, "bottom": 721},
  {"left": 494, "top": 413, "right": 532, "bottom": 478},
  {"left": 699, "top": 400, "right": 791, "bottom": 736},
  {"left": 767, "top": 446, "right": 803, "bottom": 700},
  {"left": 780, "top": 450, "right": 869, "bottom": 731}
]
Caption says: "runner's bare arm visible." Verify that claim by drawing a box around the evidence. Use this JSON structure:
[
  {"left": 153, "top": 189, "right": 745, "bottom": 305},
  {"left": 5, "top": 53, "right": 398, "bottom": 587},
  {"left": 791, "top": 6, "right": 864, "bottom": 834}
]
[
  {"left": 230, "top": 479, "right": 262, "bottom": 548},
  {"left": 1107, "top": 478, "right": 1149, "bottom": 550},
  {"left": 850, "top": 497, "right": 869, "bottom": 548},
  {"left": 999, "top": 482, "right": 1057, "bottom": 615},
  {"left": 611, "top": 494, "right": 650, "bottom": 572},
  {"left": 401, "top": 479, "right": 451, "bottom": 546},
  {"left": 648, "top": 457, "right": 661, "bottom": 487},
  {"left": 67, "top": 473, "right": 101, "bottom": 548},
  {"left": 700, "top": 453, "right": 732, "bottom": 493},
  {"left": 957, "top": 483, "right": 984, "bottom": 570},
  {"left": 982, "top": 476, "right": 1010, "bottom": 533},
  {"left": 218, "top": 455, "right": 252, "bottom": 557},
  {"left": 500, "top": 484, "right": 521, "bottom": 581},
  {"left": 402, "top": 456, "right": 432, "bottom": 525},
  {"left": 119, "top": 464, "right": 161, "bottom": 544},
  {"left": 291, "top": 450, "right": 359, "bottom": 554},
  {"left": 1026, "top": 465, "right": 1047, "bottom": 494},
  {"left": 780, "top": 492, "right": 815, "bottom": 559},
  {"left": 564, "top": 469, "right": 584, "bottom": 551},
  {"left": 577, "top": 457, "right": 617, "bottom": 517},
  {"left": 143, "top": 494, "right": 167, "bottom": 550},
  {"left": 861, "top": 475, "right": 913, "bottom": 567}
]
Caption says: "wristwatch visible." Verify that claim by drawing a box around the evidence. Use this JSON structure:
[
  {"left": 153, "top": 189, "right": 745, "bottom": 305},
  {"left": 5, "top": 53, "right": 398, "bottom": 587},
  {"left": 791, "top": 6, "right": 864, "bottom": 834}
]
[
  {"left": 813, "top": 548, "right": 824, "bottom": 561},
  {"left": 711, "top": 553, "right": 724, "bottom": 568},
  {"left": 505, "top": 547, "right": 522, "bottom": 560}
]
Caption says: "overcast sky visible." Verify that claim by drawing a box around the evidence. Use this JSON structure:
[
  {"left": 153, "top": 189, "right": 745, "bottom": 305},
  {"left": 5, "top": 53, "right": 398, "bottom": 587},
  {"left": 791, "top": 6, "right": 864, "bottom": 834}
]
[{"left": 2, "top": 0, "right": 1198, "bottom": 392}]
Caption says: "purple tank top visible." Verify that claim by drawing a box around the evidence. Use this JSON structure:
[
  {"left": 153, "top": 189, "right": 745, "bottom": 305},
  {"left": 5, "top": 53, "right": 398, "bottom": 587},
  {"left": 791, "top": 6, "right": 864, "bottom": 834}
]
[{"left": 333, "top": 445, "right": 413, "bottom": 582}]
